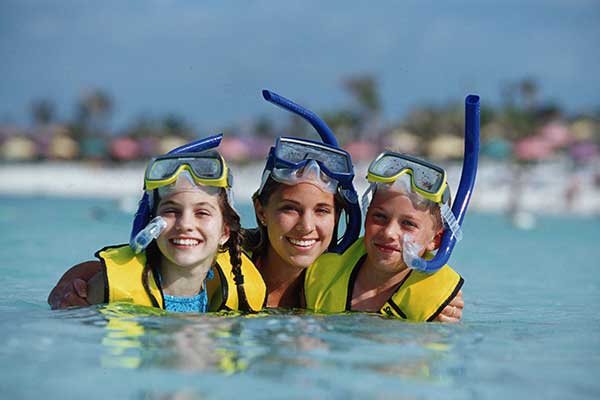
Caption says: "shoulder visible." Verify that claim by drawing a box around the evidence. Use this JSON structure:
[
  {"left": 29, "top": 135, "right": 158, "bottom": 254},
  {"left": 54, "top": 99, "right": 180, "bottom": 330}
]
[{"left": 307, "top": 238, "right": 365, "bottom": 280}]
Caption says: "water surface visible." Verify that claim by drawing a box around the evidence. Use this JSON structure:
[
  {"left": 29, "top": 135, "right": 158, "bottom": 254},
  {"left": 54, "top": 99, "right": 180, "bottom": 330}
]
[{"left": 1, "top": 196, "right": 598, "bottom": 399}]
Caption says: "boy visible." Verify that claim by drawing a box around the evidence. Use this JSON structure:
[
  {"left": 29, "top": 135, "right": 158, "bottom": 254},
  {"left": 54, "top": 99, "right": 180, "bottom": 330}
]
[{"left": 305, "top": 151, "right": 463, "bottom": 322}]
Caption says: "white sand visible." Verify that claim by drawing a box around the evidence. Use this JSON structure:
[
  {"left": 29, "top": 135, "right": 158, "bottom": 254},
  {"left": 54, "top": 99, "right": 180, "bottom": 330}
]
[{"left": 1, "top": 160, "right": 599, "bottom": 216}]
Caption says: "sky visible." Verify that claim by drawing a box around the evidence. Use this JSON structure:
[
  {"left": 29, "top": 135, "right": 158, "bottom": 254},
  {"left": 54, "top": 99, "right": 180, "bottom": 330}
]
[{"left": 1, "top": 0, "right": 599, "bottom": 133}]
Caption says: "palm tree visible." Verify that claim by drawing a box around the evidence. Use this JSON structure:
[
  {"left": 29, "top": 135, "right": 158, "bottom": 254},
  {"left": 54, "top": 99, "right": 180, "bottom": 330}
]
[
  {"left": 31, "top": 99, "right": 56, "bottom": 126},
  {"left": 519, "top": 78, "right": 539, "bottom": 112},
  {"left": 342, "top": 74, "right": 382, "bottom": 140},
  {"left": 75, "top": 88, "right": 113, "bottom": 137}
]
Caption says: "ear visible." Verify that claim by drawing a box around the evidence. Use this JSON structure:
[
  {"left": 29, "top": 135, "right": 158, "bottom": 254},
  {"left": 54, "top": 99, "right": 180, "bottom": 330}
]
[
  {"left": 425, "top": 228, "right": 444, "bottom": 252},
  {"left": 219, "top": 224, "right": 231, "bottom": 246},
  {"left": 253, "top": 197, "right": 266, "bottom": 226}
]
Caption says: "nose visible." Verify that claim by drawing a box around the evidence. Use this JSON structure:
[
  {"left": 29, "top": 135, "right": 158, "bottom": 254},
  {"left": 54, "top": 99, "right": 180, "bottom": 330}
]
[
  {"left": 296, "top": 211, "right": 315, "bottom": 234},
  {"left": 176, "top": 210, "right": 194, "bottom": 231},
  {"left": 381, "top": 220, "right": 402, "bottom": 240}
]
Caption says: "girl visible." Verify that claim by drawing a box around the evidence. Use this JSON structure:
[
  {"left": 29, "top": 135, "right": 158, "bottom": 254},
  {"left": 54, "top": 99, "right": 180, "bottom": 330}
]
[{"left": 75, "top": 149, "right": 262, "bottom": 312}]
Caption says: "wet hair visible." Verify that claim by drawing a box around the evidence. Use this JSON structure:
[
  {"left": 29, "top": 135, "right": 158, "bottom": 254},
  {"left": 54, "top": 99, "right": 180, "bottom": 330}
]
[
  {"left": 243, "top": 176, "right": 346, "bottom": 259},
  {"left": 142, "top": 187, "right": 250, "bottom": 311}
]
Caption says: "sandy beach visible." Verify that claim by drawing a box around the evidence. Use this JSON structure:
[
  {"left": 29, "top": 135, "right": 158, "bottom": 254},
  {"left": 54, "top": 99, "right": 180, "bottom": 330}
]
[{"left": 1, "top": 160, "right": 599, "bottom": 216}]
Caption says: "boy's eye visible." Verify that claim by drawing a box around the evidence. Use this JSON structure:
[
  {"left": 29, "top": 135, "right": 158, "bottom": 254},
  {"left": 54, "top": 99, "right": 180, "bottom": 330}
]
[
  {"left": 402, "top": 220, "right": 418, "bottom": 229},
  {"left": 371, "top": 212, "right": 387, "bottom": 222}
]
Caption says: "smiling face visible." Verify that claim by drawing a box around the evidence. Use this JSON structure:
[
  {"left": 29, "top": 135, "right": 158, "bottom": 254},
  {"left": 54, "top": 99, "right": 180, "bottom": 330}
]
[
  {"left": 363, "top": 188, "right": 442, "bottom": 273},
  {"left": 255, "top": 182, "right": 336, "bottom": 271},
  {"left": 155, "top": 189, "right": 230, "bottom": 270}
]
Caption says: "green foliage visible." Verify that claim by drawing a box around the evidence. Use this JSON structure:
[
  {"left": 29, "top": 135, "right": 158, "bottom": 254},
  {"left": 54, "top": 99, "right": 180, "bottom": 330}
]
[{"left": 12, "top": 75, "right": 599, "bottom": 163}]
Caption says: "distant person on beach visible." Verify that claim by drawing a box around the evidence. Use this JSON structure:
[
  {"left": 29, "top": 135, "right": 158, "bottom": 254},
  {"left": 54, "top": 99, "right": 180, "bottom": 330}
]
[
  {"left": 63, "top": 148, "right": 266, "bottom": 312},
  {"left": 305, "top": 151, "right": 464, "bottom": 321}
]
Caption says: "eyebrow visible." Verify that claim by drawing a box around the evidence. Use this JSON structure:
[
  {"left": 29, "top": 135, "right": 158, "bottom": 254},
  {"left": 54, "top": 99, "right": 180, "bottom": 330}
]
[
  {"left": 279, "top": 198, "right": 334, "bottom": 208},
  {"left": 158, "top": 200, "right": 218, "bottom": 210}
]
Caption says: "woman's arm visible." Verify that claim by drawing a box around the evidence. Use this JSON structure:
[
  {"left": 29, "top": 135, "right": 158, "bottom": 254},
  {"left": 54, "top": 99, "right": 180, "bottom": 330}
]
[
  {"left": 47, "top": 261, "right": 103, "bottom": 309},
  {"left": 87, "top": 271, "right": 106, "bottom": 305},
  {"left": 435, "top": 290, "right": 464, "bottom": 323}
]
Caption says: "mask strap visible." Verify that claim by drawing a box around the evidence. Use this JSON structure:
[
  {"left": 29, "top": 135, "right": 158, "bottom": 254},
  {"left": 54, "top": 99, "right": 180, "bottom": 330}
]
[
  {"left": 360, "top": 182, "right": 376, "bottom": 218},
  {"left": 257, "top": 169, "right": 271, "bottom": 196}
]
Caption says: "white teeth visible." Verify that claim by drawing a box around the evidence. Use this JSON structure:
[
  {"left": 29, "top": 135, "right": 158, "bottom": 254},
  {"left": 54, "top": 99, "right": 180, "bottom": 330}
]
[
  {"left": 288, "top": 238, "right": 317, "bottom": 247},
  {"left": 172, "top": 238, "right": 199, "bottom": 246}
]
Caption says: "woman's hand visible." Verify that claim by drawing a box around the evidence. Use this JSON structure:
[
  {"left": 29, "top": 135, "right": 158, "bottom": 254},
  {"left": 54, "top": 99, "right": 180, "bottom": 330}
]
[
  {"left": 47, "top": 261, "right": 102, "bottom": 309},
  {"left": 435, "top": 290, "right": 464, "bottom": 323}
]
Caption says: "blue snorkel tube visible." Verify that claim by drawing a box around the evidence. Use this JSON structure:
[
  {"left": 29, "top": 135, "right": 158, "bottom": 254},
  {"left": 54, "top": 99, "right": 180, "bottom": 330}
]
[
  {"left": 410, "top": 95, "right": 480, "bottom": 273},
  {"left": 129, "top": 133, "right": 224, "bottom": 241},
  {"left": 262, "top": 90, "right": 361, "bottom": 253}
]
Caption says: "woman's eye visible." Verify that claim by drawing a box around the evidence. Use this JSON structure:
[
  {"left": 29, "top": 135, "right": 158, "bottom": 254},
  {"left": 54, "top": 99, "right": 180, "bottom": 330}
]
[
  {"left": 280, "top": 205, "right": 299, "bottom": 213},
  {"left": 316, "top": 207, "right": 332, "bottom": 215}
]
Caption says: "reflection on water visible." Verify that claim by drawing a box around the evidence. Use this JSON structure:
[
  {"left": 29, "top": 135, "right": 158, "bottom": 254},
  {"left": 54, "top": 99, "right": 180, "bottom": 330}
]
[
  {"left": 4, "top": 198, "right": 599, "bottom": 399},
  {"left": 96, "top": 304, "right": 458, "bottom": 388}
]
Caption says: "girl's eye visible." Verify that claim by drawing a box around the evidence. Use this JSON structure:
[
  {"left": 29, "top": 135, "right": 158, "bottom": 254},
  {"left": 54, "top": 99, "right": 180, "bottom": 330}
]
[
  {"left": 159, "top": 208, "right": 178, "bottom": 215},
  {"left": 195, "top": 209, "right": 211, "bottom": 217}
]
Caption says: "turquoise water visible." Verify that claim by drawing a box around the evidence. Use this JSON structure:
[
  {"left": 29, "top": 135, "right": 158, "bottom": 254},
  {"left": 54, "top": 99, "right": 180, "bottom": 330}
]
[{"left": 1, "top": 196, "right": 599, "bottom": 399}]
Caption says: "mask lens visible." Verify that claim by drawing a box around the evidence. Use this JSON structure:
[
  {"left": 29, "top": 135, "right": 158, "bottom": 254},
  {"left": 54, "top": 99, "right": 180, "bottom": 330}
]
[
  {"left": 276, "top": 139, "right": 350, "bottom": 174},
  {"left": 147, "top": 155, "right": 222, "bottom": 181},
  {"left": 412, "top": 166, "right": 443, "bottom": 194},
  {"left": 187, "top": 157, "right": 222, "bottom": 179},
  {"left": 370, "top": 153, "right": 444, "bottom": 194},
  {"left": 147, "top": 158, "right": 181, "bottom": 180}
]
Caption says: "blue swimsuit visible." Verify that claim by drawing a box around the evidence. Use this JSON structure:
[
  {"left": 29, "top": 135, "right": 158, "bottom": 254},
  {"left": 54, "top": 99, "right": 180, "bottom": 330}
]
[{"left": 160, "top": 268, "right": 214, "bottom": 313}]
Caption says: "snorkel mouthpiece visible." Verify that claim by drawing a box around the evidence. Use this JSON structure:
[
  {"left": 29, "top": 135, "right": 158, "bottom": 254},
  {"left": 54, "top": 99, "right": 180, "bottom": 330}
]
[
  {"left": 402, "top": 234, "right": 423, "bottom": 270},
  {"left": 130, "top": 216, "right": 167, "bottom": 254}
]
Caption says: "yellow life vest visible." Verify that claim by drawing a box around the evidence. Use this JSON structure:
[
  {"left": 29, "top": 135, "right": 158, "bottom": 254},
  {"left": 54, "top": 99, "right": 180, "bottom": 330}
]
[
  {"left": 304, "top": 239, "right": 464, "bottom": 322},
  {"left": 95, "top": 244, "right": 267, "bottom": 312}
]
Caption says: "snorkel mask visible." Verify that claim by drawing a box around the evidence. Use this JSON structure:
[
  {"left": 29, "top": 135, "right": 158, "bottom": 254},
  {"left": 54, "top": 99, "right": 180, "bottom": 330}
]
[
  {"left": 259, "top": 90, "right": 361, "bottom": 253},
  {"left": 129, "top": 134, "right": 228, "bottom": 253},
  {"left": 363, "top": 95, "right": 480, "bottom": 273}
]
